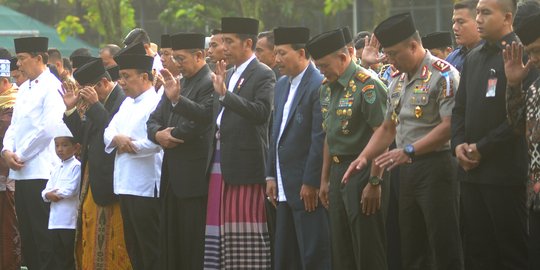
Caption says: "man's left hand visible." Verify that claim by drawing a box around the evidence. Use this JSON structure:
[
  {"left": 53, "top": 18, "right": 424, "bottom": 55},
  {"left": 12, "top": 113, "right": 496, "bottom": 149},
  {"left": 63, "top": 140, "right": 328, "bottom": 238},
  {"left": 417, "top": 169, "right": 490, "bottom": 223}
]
[{"left": 374, "top": 148, "right": 411, "bottom": 171}]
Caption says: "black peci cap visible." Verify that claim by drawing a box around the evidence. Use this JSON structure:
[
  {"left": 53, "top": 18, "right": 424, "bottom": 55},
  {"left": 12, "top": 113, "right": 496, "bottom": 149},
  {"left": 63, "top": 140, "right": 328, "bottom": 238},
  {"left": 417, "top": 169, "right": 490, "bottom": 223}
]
[
  {"left": 170, "top": 33, "right": 206, "bottom": 50},
  {"left": 71, "top": 55, "right": 99, "bottom": 69},
  {"left": 10, "top": 57, "right": 18, "bottom": 71},
  {"left": 161, "top": 34, "right": 171, "bottom": 49},
  {"left": 341, "top": 27, "right": 353, "bottom": 44},
  {"left": 221, "top": 17, "right": 259, "bottom": 35},
  {"left": 14, "top": 37, "right": 48, "bottom": 54},
  {"left": 116, "top": 42, "right": 146, "bottom": 57},
  {"left": 273, "top": 27, "right": 310, "bottom": 45},
  {"left": 374, "top": 12, "right": 417, "bottom": 48},
  {"left": 114, "top": 54, "right": 153, "bottom": 72},
  {"left": 107, "top": 65, "right": 120, "bottom": 81},
  {"left": 422, "top": 31, "right": 452, "bottom": 49},
  {"left": 73, "top": 58, "right": 107, "bottom": 86},
  {"left": 306, "top": 29, "right": 346, "bottom": 60},
  {"left": 516, "top": 13, "right": 540, "bottom": 46}
]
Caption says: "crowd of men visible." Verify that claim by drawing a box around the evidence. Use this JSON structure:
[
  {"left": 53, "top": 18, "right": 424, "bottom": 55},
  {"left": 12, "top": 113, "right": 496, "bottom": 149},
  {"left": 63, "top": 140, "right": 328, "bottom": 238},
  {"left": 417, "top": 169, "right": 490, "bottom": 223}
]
[{"left": 1, "top": 0, "right": 540, "bottom": 269}]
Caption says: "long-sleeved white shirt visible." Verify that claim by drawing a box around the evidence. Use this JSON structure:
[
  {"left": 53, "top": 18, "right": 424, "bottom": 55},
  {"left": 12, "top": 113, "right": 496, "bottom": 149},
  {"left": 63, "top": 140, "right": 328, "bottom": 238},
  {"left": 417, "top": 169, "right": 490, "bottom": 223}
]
[
  {"left": 104, "top": 88, "right": 163, "bottom": 197},
  {"left": 41, "top": 156, "right": 81, "bottom": 229},
  {"left": 2, "top": 68, "right": 65, "bottom": 180}
]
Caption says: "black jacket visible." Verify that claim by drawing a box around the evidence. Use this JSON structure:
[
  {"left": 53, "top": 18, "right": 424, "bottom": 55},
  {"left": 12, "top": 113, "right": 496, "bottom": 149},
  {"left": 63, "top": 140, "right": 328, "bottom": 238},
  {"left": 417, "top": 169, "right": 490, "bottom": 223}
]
[
  {"left": 147, "top": 65, "right": 214, "bottom": 198},
  {"left": 64, "top": 84, "right": 126, "bottom": 205}
]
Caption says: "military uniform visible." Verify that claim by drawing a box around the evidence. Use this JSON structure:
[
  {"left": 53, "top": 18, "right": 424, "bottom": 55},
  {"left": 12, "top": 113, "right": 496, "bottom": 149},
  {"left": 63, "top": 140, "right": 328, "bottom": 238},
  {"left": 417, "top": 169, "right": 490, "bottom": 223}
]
[
  {"left": 388, "top": 51, "right": 463, "bottom": 269},
  {"left": 321, "top": 60, "right": 390, "bottom": 270}
]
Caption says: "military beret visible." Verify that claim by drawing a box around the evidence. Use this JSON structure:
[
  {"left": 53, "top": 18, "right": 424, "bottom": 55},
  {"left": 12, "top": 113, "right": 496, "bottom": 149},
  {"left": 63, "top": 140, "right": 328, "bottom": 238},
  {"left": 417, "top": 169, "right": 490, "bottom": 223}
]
[
  {"left": 161, "top": 34, "right": 171, "bottom": 49},
  {"left": 422, "top": 31, "right": 452, "bottom": 49},
  {"left": 306, "top": 29, "right": 346, "bottom": 60},
  {"left": 71, "top": 55, "right": 99, "bottom": 69},
  {"left": 116, "top": 42, "right": 146, "bottom": 57},
  {"left": 114, "top": 54, "right": 153, "bottom": 73},
  {"left": 73, "top": 58, "right": 107, "bottom": 86},
  {"left": 341, "top": 27, "right": 353, "bottom": 44},
  {"left": 274, "top": 27, "right": 310, "bottom": 45},
  {"left": 107, "top": 65, "right": 120, "bottom": 81},
  {"left": 221, "top": 17, "right": 259, "bottom": 35},
  {"left": 10, "top": 57, "right": 18, "bottom": 71},
  {"left": 14, "top": 37, "right": 48, "bottom": 54},
  {"left": 170, "top": 33, "right": 206, "bottom": 50},
  {"left": 374, "top": 12, "right": 417, "bottom": 48},
  {"left": 516, "top": 13, "right": 540, "bottom": 46}
]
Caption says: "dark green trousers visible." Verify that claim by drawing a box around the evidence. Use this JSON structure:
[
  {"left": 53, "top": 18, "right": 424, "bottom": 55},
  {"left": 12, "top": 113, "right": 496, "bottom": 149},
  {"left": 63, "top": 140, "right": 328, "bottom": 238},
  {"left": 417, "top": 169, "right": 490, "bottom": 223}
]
[{"left": 329, "top": 160, "right": 389, "bottom": 270}]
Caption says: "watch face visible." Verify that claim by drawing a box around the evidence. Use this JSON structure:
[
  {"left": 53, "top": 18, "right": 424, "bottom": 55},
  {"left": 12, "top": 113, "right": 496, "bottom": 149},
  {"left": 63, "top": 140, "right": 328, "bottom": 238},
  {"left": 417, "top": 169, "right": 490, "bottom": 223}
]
[{"left": 405, "top": 144, "right": 414, "bottom": 154}]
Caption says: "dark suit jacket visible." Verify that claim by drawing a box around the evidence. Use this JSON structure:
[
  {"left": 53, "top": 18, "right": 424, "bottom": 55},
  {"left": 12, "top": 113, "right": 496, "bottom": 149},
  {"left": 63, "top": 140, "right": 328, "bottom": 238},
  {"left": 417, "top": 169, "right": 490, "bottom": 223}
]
[
  {"left": 209, "top": 57, "right": 275, "bottom": 185},
  {"left": 64, "top": 84, "right": 126, "bottom": 206},
  {"left": 266, "top": 63, "right": 325, "bottom": 210},
  {"left": 147, "top": 65, "right": 214, "bottom": 198}
]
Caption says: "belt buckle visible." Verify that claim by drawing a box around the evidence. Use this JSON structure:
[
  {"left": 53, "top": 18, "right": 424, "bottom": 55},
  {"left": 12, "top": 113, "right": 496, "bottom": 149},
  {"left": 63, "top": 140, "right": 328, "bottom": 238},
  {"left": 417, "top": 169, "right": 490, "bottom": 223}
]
[{"left": 332, "top": 156, "right": 340, "bottom": 163}]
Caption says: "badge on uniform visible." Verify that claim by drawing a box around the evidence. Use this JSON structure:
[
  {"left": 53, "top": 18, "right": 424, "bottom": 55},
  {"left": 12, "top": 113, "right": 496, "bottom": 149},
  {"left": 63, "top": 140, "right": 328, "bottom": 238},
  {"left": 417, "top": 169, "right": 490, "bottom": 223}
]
[
  {"left": 415, "top": 106, "right": 423, "bottom": 118},
  {"left": 486, "top": 68, "right": 497, "bottom": 97},
  {"left": 363, "top": 87, "right": 376, "bottom": 104}
]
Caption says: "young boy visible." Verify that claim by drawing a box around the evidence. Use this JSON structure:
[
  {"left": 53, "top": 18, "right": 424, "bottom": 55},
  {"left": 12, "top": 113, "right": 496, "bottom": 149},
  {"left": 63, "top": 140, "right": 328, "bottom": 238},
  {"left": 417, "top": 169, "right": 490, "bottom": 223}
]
[{"left": 41, "top": 123, "right": 81, "bottom": 270}]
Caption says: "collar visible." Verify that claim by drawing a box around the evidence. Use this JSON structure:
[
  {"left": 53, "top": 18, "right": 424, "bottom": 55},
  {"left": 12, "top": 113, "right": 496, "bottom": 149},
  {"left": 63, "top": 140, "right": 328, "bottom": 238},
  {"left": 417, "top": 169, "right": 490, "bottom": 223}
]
[
  {"left": 103, "top": 83, "right": 117, "bottom": 104},
  {"left": 405, "top": 50, "right": 432, "bottom": 83},
  {"left": 61, "top": 155, "right": 76, "bottom": 164},
  {"left": 481, "top": 32, "right": 517, "bottom": 52},
  {"left": 133, "top": 86, "right": 155, "bottom": 103},
  {"left": 335, "top": 61, "right": 357, "bottom": 89},
  {"left": 290, "top": 64, "right": 309, "bottom": 89},
  {"left": 234, "top": 54, "right": 256, "bottom": 76}
]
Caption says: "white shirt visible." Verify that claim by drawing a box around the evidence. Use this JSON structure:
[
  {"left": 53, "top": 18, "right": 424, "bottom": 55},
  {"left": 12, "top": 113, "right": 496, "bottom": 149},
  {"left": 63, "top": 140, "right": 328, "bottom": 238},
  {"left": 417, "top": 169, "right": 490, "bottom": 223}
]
[
  {"left": 104, "top": 88, "right": 163, "bottom": 197},
  {"left": 41, "top": 156, "right": 81, "bottom": 229},
  {"left": 216, "top": 54, "right": 256, "bottom": 127},
  {"left": 3, "top": 68, "right": 65, "bottom": 180},
  {"left": 275, "top": 67, "right": 307, "bottom": 202}
]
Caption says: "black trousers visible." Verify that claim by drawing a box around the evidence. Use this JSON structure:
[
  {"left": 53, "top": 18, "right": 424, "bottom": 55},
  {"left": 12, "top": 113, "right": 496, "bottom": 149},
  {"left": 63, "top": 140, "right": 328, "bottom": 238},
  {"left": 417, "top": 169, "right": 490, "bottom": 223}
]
[
  {"left": 160, "top": 190, "right": 206, "bottom": 270},
  {"left": 529, "top": 208, "right": 540, "bottom": 270},
  {"left": 328, "top": 160, "right": 389, "bottom": 270},
  {"left": 399, "top": 151, "right": 463, "bottom": 270},
  {"left": 119, "top": 194, "right": 160, "bottom": 270},
  {"left": 274, "top": 202, "right": 331, "bottom": 270},
  {"left": 14, "top": 179, "right": 55, "bottom": 270},
  {"left": 51, "top": 229, "right": 75, "bottom": 270},
  {"left": 461, "top": 182, "right": 528, "bottom": 270}
]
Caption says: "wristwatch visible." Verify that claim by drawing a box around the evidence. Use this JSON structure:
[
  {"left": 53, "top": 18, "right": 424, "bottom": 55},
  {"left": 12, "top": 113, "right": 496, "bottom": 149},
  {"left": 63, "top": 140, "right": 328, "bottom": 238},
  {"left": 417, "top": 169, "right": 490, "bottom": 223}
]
[
  {"left": 404, "top": 144, "right": 415, "bottom": 158},
  {"left": 369, "top": 176, "right": 382, "bottom": 186}
]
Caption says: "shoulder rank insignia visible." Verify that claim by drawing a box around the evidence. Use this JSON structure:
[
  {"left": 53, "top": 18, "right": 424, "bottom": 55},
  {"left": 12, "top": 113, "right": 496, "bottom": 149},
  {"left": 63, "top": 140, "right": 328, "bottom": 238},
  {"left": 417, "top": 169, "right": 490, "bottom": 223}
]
[
  {"left": 322, "top": 78, "right": 328, "bottom": 85},
  {"left": 432, "top": 60, "right": 451, "bottom": 72},
  {"left": 356, "top": 71, "right": 370, "bottom": 83}
]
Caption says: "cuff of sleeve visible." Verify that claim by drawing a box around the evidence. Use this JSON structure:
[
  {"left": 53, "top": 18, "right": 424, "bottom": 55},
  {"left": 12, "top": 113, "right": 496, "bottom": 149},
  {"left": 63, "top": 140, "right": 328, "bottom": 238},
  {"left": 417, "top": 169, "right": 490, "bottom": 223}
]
[
  {"left": 266, "top": 177, "right": 276, "bottom": 181},
  {"left": 476, "top": 138, "right": 489, "bottom": 156},
  {"left": 64, "top": 107, "right": 77, "bottom": 116}
]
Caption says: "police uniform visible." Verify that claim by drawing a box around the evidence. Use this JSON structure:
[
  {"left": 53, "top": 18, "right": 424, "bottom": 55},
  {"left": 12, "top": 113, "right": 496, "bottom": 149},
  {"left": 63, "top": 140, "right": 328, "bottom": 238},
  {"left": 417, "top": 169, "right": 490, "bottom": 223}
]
[
  {"left": 308, "top": 29, "right": 389, "bottom": 270},
  {"left": 375, "top": 13, "right": 464, "bottom": 269}
]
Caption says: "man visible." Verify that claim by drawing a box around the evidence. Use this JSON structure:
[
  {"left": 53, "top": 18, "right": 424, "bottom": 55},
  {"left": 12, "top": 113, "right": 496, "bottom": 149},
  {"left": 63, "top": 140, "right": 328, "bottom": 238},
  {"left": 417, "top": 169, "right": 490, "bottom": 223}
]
[
  {"left": 207, "top": 29, "right": 226, "bottom": 65},
  {"left": 344, "top": 12, "right": 463, "bottom": 269},
  {"left": 158, "top": 34, "right": 181, "bottom": 77},
  {"left": 452, "top": 1, "right": 539, "bottom": 269},
  {"left": 147, "top": 32, "right": 214, "bottom": 269},
  {"left": 123, "top": 28, "right": 164, "bottom": 73},
  {"left": 69, "top": 48, "right": 96, "bottom": 72},
  {"left": 505, "top": 13, "right": 540, "bottom": 270},
  {"left": 422, "top": 31, "right": 454, "bottom": 59},
  {"left": 104, "top": 53, "right": 162, "bottom": 270},
  {"left": 2, "top": 36, "right": 66, "bottom": 270},
  {"left": 203, "top": 17, "right": 275, "bottom": 269},
  {"left": 10, "top": 57, "right": 27, "bottom": 87},
  {"left": 60, "top": 58, "right": 130, "bottom": 269},
  {"left": 47, "top": 48, "right": 69, "bottom": 81},
  {"left": 265, "top": 26, "right": 331, "bottom": 270},
  {"left": 308, "top": 29, "right": 389, "bottom": 270},
  {"left": 257, "top": 31, "right": 281, "bottom": 78},
  {"left": 446, "top": 0, "right": 482, "bottom": 72},
  {"left": 99, "top": 44, "right": 121, "bottom": 68},
  {"left": 0, "top": 48, "right": 20, "bottom": 270}
]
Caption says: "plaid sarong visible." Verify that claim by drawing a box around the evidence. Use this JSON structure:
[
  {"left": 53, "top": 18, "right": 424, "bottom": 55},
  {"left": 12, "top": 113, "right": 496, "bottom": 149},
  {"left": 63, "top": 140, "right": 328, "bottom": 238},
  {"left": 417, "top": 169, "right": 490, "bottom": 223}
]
[{"left": 203, "top": 141, "right": 271, "bottom": 269}]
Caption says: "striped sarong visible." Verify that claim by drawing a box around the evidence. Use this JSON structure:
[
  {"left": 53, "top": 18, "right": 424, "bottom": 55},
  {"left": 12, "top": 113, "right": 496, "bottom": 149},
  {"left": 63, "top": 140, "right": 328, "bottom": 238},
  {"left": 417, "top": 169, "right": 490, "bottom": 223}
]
[
  {"left": 0, "top": 190, "right": 21, "bottom": 270},
  {"left": 203, "top": 141, "right": 271, "bottom": 269}
]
